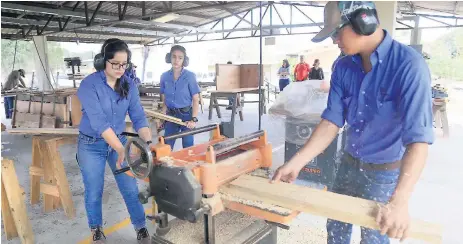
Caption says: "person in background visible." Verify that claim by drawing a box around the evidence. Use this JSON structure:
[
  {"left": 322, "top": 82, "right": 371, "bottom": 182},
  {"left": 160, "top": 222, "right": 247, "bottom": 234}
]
[
  {"left": 293, "top": 55, "right": 311, "bottom": 82},
  {"left": 272, "top": 1, "right": 433, "bottom": 243},
  {"left": 160, "top": 45, "right": 200, "bottom": 149},
  {"left": 2, "top": 69, "right": 26, "bottom": 119},
  {"left": 125, "top": 64, "right": 141, "bottom": 86},
  {"left": 277, "top": 59, "right": 291, "bottom": 91},
  {"left": 77, "top": 38, "right": 152, "bottom": 243},
  {"left": 309, "top": 59, "right": 324, "bottom": 80}
]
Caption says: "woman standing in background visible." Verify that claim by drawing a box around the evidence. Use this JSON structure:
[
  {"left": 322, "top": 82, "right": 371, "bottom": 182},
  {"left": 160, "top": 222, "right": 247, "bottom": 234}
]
[
  {"left": 277, "top": 59, "right": 291, "bottom": 91},
  {"left": 309, "top": 59, "right": 324, "bottom": 80}
]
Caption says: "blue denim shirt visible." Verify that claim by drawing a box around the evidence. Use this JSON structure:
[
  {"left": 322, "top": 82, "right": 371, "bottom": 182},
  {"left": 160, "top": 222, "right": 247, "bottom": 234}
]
[
  {"left": 322, "top": 30, "right": 434, "bottom": 163},
  {"left": 160, "top": 69, "right": 200, "bottom": 109},
  {"left": 77, "top": 71, "right": 148, "bottom": 138}
]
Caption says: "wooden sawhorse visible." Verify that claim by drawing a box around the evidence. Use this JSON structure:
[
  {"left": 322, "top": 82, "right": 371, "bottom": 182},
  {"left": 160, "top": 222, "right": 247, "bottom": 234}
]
[
  {"left": 208, "top": 88, "right": 267, "bottom": 123},
  {"left": 2, "top": 159, "right": 34, "bottom": 244},
  {"left": 29, "top": 136, "right": 76, "bottom": 218}
]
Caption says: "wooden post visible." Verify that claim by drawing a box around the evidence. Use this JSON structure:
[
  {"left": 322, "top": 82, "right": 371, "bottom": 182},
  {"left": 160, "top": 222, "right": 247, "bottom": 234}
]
[{"left": 1, "top": 159, "right": 34, "bottom": 244}]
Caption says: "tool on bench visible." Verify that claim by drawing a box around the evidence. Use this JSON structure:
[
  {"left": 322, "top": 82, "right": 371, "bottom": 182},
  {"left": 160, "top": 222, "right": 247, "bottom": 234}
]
[{"left": 113, "top": 122, "right": 288, "bottom": 243}]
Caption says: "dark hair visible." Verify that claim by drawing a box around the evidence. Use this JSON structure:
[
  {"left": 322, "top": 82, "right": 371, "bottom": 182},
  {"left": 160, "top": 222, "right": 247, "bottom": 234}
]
[
  {"left": 313, "top": 59, "right": 320, "bottom": 66},
  {"left": 227, "top": 61, "right": 232, "bottom": 64},
  {"left": 170, "top": 45, "right": 187, "bottom": 56},
  {"left": 102, "top": 38, "right": 131, "bottom": 101},
  {"left": 282, "top": 59, "right": 289, "bottom": 68}
]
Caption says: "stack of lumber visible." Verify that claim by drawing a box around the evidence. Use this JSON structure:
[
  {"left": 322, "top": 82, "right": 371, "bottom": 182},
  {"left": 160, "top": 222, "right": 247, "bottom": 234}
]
[{"left": 220, "top": 175, "right": 443, "bottom": 244}]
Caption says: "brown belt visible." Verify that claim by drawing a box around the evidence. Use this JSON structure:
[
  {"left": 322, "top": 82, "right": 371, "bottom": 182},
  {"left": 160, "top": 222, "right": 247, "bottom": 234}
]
[{"left": 343, "top": 152, "right": 402, "bottom": 171}]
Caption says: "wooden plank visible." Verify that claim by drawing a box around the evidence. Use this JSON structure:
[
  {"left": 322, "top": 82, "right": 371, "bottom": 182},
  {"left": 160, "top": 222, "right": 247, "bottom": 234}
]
[
  {"left": 29, "top": 166, "right": 44, "bottom": 176},
  {"left": 40, "top": 183, "right": 60, "bottom": 197},
  {"left": 46, "top": 139, "right": 76, "bottom": 218},
  {"left": 240, "top": 64, "right": 261, "bottom": 88},
  {"left": 16, "top": 101, "right": 67, "bottom": 127},
  {"left": 30, "top": 138, "right": 42, "bottom": 205},
  {"left": 210, "top": 88, "right": 259, "bottom": 93},
  {"left": 70, "top": 95, "right": 82, "bottom": 127},
  {"left": 144, "top": 109, "right": 187, "bottom": 126},
  {"left": 40, "top": 140, "right": 56, "bottom": 212},
  {"left": 216, "top": 64, "right": 240, "bottom": 90},
  {"left": 224, "top": 175, "right": 442, "bottom": 244},
  {"left": 1, "top": 159, "right": 34, "bottom": 244},
  {"left": 41, "top": 115, "right": 57, "bottom": 128},
  {"left": 7, "top": 128, "right": 79, "bottom": 135},
  {"left": 1, "top": 179, "right": 18, "bottom": 240},
  {"left": 15, "top": 112, "right": 40, "bottom": 128}
]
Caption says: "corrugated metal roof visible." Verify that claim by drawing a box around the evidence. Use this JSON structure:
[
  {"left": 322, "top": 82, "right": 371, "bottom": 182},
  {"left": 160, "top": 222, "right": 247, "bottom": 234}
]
[{"left": 2, "top": 1, "right": 462, "bottom": 45}]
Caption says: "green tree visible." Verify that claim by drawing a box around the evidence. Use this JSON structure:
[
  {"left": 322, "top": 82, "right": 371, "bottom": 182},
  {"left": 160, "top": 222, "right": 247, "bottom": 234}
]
[
  {"left": 1, "top": 40, "right": 65, "bottom": 80},
  {"left": 425, "top": 28, "right": 463, "bottom": 81},
  {"left": 1, "top": 40, "right": 34, "bottom": 78}
]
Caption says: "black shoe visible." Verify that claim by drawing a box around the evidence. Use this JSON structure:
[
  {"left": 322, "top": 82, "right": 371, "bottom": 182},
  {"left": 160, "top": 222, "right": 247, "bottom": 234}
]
[
  {"left": 91, "top": 227, "right": 106, "bottom": 243},
  {"left": 137, "top": 227, "right": 151, "bottom": 244}
]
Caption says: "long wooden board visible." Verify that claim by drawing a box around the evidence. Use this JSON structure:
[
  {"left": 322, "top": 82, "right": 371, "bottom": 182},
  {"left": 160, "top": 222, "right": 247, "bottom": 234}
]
[
  {"left": 144, "top": 109, "right": 187, "bottom": 126},
  {"left": 222, "top": 175, "right": 442, "bottom": 244},
  {"left": 7, "top": 128, "right": 79, "bottom": 135}
]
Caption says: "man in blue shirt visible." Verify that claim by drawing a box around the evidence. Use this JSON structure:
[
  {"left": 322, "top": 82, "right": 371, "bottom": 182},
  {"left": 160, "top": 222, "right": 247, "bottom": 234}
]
[
  {"left": 272, "top": 2, "right": 434, "bottom": 244},
  {"left": 160, "top": 45, "right": 201, "bottom": 149}
]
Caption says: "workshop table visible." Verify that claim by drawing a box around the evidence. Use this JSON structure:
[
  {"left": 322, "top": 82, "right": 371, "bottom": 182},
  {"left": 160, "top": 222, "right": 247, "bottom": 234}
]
[{"left": 208, "top": 87, "right": 267, "bottom": 124}]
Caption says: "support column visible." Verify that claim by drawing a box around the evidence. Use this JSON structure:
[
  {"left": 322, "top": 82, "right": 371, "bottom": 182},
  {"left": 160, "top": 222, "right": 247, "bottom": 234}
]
[
  {"left": 32, "top": 36, "right": 52, "bottom": 91},
  {"left": 374, "top": 1, "right": 397, "bottom": 37},
  {"left": 410, "top": 16, "right": 422, "bottom": 45},
  {"left": 141, "top": 46, "right": 150, "bottom": 84}
]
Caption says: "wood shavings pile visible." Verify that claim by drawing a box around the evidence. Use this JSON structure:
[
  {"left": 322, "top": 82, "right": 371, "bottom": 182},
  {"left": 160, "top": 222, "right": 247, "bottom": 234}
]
[
  {"left": 248, "top": 168, "right": 273, "bottom": 179},
  {"left": 158, "top": 156, "right": 175, "bottom": 167},
  {"left": 220, "top": 192, "right": 292, "bottom": 216}
]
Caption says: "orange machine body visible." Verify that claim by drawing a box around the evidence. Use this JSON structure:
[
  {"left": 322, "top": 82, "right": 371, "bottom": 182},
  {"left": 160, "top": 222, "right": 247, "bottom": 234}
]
[{"left": 129, "top": 124, "right": 299, "bottom": 224}]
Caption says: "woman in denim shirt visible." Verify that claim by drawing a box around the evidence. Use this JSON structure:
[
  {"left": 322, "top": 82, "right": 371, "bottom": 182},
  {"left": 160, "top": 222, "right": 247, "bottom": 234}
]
[
  {"left": 77, "top": 39, "right": 152, "bottom": 244},
  {"left": 277, "top": 59, "right": 291, "bottom": 91}
]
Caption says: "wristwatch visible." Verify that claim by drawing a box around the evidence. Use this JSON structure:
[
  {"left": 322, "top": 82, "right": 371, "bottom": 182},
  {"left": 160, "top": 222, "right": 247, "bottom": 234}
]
[
  {"left": 146, "top": 140, "right": 153, "bottom": 145},
  {"left": 192, "top": 117, "right": 198, "bottom": 122}
]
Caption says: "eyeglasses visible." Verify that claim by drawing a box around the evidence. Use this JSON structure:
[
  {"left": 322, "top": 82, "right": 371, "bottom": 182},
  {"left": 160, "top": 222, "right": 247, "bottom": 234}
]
[
  {"left": 107, "top": 61, "right": 129, "bottom": 70},
  {"left": 331, "top": 23, "right": 348, "bottom": 41}
]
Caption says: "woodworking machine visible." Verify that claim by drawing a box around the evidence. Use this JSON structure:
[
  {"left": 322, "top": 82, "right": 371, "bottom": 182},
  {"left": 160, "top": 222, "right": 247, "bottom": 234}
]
[{"left": 115, "top": 123, "right": 298, "bottom": 243}]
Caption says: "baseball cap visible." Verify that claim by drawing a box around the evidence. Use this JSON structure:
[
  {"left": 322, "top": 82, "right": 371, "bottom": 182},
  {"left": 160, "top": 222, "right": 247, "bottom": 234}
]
[{"left": 312, "top": 1, "right": 377, "bottom": 43}]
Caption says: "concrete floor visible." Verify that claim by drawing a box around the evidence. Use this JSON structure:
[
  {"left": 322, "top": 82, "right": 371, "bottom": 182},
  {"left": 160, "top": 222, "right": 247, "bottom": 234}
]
[{"left": 1, "top": 87, "right": 463, "bottom": 244}]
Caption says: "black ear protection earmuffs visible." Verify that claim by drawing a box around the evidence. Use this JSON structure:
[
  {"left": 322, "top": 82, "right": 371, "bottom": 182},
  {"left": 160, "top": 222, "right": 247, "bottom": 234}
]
[
  {"left": 341, "top": 1, "right": 379, "bottom": 36},
  {"left": 165, "top": 45, "right": 189, "bottom": 67},
  {"left": 94, "top": 39, "right": 132, "bottom": 71}
]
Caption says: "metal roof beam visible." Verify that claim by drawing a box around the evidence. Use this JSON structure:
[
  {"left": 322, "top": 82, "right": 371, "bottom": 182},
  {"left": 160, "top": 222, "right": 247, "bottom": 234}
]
[
  {"left": 1, "top": 17, "right": 172, "bottom": 38},
  {"left": 1, "top": 34, "right": 145, "bottom": 44},
  {"left": 171, "top": 22, "right": 324, "bottom": 38},
  {"left": 1, "top": 2, "right": 198, "bottom": 31}
]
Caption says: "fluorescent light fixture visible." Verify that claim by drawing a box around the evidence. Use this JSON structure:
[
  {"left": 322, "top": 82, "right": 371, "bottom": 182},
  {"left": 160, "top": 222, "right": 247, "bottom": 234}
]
[{"left": 153, "top": 14, "right": 180, "bottom": 23}]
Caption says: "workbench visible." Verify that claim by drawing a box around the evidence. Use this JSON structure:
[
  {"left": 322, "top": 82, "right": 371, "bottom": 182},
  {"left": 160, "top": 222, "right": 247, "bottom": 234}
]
[{"left": 208, "top": 87, "right": 266, "bottom": 124}]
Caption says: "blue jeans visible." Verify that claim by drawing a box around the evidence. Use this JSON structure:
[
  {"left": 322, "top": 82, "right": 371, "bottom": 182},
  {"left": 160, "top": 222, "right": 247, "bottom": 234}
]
[
  {"left": 164, "top": 109, "right": 194, "bottom": 150},
  {"left": 327, "top": 153, "right": 400, "bottom": 244},
  {"left": 77, "top": 133, "right": 146, "bottom": 230},
  {"left": 279, "top": 79, "right": 290, "bottom": 91},
  {"left": 4, "top": 97, "right": 14, "bottom": 119}
]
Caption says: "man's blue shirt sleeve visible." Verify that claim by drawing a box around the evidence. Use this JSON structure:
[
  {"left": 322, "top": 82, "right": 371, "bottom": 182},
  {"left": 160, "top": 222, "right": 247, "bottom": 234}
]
[
  {"left": 77, "top": 77, "right": 111, "bottom": 136},
  {"left": 321, "top": 67, "right": 345, "bottom": 128},
  {"left": 188, "top": 72, "right": 200, "bottom": 96},
  {"left": 127, "top": 81, "right": 149, "bottom": 132},
  {"left": 399, "top": 59, "right": 434, "bottom": 146}
]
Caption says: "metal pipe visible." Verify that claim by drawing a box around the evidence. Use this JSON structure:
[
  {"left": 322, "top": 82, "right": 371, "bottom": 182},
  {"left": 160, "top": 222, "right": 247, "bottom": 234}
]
[
  {"left": 163, "top": 124, "right": 218, "bottom": 141},
  {"left": 212, "top": 130, "right": 264, "bottom": 154},
  {"left": 258, "top": 1, "right": 263, "bottom": 131}
]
